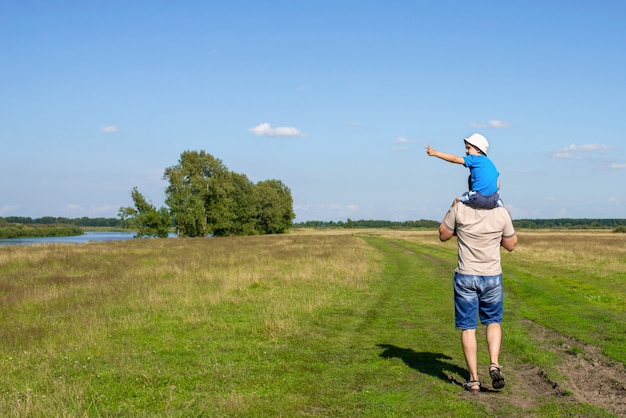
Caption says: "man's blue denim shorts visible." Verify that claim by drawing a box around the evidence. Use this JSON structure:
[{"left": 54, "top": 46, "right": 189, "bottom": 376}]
[{"left": 454, "top": 273, "right": 503, "bottom": 330}]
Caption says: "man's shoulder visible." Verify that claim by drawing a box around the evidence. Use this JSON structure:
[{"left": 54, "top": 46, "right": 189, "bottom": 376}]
[
  {"left": 456, "top": 203, "right": 511, "bottom": 218},
  {"left": 488, "top": 206, "right": 514, "bottom": 224}
]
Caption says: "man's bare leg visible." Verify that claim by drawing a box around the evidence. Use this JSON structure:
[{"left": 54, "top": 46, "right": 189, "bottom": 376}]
[
  {"left": 486, "top": 323, "right": 505, "bottom": 388},
  {"left": 461, "top": 329, "right": 479, "bottom": 388},
  {"left": 486, "top": 323, "right": 501, "bottom": 366}
]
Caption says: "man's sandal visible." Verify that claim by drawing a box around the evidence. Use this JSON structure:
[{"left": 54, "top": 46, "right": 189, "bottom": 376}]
[
  {"left": 489, "top": 364, "right": 505, "bottom": 389},
  {"left": 462, "top": 380, "right": 481, "bottom": 393}
]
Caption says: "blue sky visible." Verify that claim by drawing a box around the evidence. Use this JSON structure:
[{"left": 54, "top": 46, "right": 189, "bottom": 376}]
[{"left": 2, "top": 1, "right": 625, "bottom": 222}]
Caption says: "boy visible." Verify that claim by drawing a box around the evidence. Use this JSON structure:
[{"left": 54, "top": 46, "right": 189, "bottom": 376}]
[{"left": 426, "top": 133, "right": 503, "bottom": 209}]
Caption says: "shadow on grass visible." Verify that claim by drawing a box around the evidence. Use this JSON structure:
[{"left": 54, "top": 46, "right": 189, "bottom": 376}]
[{"left": 377, "top": 344, "right": 483, "bottom": 390}]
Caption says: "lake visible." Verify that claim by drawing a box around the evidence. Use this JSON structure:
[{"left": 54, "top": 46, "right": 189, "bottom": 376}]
[{"left": 0, "top": 231, "right": 176, "bottom": 246}]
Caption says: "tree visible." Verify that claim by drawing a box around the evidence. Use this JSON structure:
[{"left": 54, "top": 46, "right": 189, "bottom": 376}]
[
  {"left": 118, "top": 206, "right": 137, "bottom": 229},
  {"left": 254, "top": 179, "right": 295, "bottom": 234},
  {"left": 157, "top": 150, "right": 296, "bottom": 237},
  {"left": 120, "top": 187, "right": 171, "bottom": 238},
  {"left": 164, "top": 150, "right": 230, "bottom": 237},
  {"left": 215, "top": 171, "right": 258, "bottom": 236},
  {"left": 204, "top": 169, "right": 237, "bottom": 237}
]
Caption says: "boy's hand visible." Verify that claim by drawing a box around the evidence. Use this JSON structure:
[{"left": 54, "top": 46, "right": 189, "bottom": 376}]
[{"left": 425, "top": 146, "right": 465, "bottom": 164}]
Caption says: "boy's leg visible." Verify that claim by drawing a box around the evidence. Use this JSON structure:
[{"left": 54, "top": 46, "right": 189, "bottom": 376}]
[
  {"left": 462, "top": 191, "right": 500, "bottom": 209},
  {"left": 458, "top": 191, "right": 471, "bottom": 203}
]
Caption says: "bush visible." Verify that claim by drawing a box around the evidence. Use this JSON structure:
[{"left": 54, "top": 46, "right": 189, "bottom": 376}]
[{"left": 0, "top": 224, "right": 83, "bottom": 239}]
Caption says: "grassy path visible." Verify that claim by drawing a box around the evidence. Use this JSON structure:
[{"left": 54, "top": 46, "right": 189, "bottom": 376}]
[{"left": 307, "top": 235, "right": 613, "bottom": 417}]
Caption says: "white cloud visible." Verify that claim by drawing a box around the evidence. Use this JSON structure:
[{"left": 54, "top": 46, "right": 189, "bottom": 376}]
[
  {"left": 562, "top": 143, "right": 611, "bottom": 153},
  {"left": 552, "top": 143, "right": 613, "bottom": 160},
  {"left": 67, "top": 203, "right": 84, "bottom": 211},
  {"left": 65, "top": 203, "right": 121, "bottom": 217},
  {"left": 248, "top": 122, "right": 306, "bottom": 137},
  {"left": 89, "top": 204, "right": 119, "bottom": 214},
  {"left": 394, "top": 136, "right": 422, "bottom": 145},
  {"left": 551, "top": 151, "right": 582, "bottom": 160},
  {"left": 469, "top": 120, "right": 511, "bottom": 129},
  {"left": 610, "top": 163, "right": 626, "bottom": 169},
  {"left": 0, "top": 204, "right": 20, "bottom": 215},
  {"left": 100, "top": 125, "right": 118, "bottom": 133},
  {"left": 392, "top": 136, "right": 420, "bottom": 151}
]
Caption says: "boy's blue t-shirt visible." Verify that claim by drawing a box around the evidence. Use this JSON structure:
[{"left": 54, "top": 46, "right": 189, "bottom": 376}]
[{"left": 463, "top": 155, "right": 499, "bottom": 195}]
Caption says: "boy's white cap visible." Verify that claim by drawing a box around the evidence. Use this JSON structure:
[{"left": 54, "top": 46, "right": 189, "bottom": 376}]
[{"left": 464, "top": 133, "right": 489, "bottom": 155}]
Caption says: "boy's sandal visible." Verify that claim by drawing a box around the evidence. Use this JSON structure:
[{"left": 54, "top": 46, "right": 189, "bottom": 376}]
[
  {"left": 489, "top": 364, "right": 505, "bottom": 389},
  {"left": 462, "top": 380, "right": 481, "bottom": 393}
]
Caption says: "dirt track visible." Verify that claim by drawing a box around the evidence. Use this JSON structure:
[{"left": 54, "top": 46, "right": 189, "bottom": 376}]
[{"left": 460, "top": 319, "right": 626, "bottom": 416}]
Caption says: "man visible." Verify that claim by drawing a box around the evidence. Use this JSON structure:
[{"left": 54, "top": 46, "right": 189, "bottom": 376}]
[{"left": 439, "top": 199, "right": 517, "bottom": 392}]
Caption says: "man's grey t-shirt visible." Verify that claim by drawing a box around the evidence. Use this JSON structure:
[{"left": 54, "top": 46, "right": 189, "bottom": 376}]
[{"left": 443, "top": 203, "right": 516, "bottom": 276}]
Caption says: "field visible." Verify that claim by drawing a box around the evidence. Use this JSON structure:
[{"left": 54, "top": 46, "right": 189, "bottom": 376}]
[{"left": 0, "top": 229, "right": 624, "bottom": 416}]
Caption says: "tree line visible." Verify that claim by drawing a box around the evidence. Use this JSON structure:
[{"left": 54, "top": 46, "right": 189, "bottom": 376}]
[
  {"left": 1, "top": 216, "right": 121, "bottom": 227},
  {"left": 5, "top": 217, "right": 624, "bottom": 231},
  {"left": 513, "top": 218, "right": 626, "bottom": 229},
  {"left": 119, "top": 150, "right": 296, "bottom": 238},
  {"left": 295, "top": 218, "right": 626, "bottom": 231},
  {"left": 294, "top": 219, "right": 440, "bottom": 229}
]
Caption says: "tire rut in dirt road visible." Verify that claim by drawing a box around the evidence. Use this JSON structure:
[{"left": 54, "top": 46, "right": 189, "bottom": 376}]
[
  {"left": 514, "top": 319, "right": 626, "bottom": 416},
  {"left": 458, "top": 320, "right": 625, "bottom": 416}
]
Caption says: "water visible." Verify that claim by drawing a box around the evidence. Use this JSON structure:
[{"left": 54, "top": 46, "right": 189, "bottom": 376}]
[{"left": 0, "top": 231, "right": 174, "bottom": 246}]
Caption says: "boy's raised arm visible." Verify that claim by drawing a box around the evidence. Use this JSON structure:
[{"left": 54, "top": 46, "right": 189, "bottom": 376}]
[{"left": 425, "top": 146, "right": 465, "bottom": 165}]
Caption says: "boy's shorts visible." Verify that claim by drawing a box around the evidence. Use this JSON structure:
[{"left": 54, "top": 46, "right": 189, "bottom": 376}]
[
  {"left": 454, "top": 273, "right": 503, "bottom": 330},
  {"left": 459, "top": 191, "right": 503, "bottom": 209}
]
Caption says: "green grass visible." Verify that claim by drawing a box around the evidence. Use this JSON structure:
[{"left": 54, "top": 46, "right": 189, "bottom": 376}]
[
  {"left": 0, "top": 230, "right": 622, "bottom": 416},
  {"left": 503, "top": 232, "right": 626, "bottom": 363}
]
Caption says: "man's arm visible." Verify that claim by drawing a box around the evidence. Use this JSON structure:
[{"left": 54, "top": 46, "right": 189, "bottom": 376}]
[
  {"left": 501, "top": 234, "right": 517, "bottom": 252},
  {"left": 438, "top": 200, "right": 458, "bottom": 242},
  {"left": 426, "top": 146, "right": 465, "bottom": 165},
  {"left": 500, "top": 210, "right": 517, "bottom": 251},
  {"left": 439, "top": 222, "right": 455, "bottom": 242}
]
